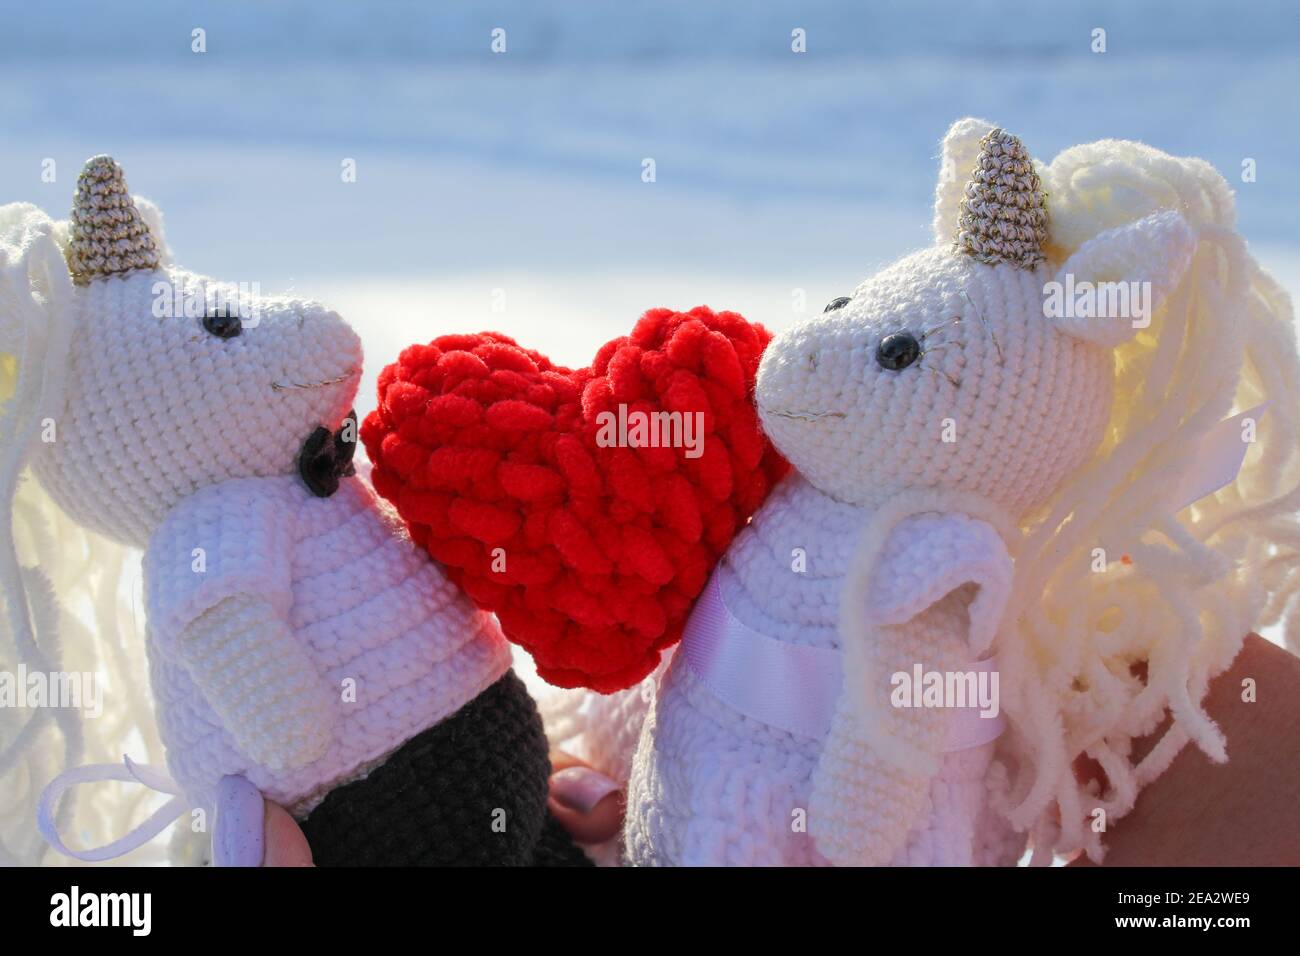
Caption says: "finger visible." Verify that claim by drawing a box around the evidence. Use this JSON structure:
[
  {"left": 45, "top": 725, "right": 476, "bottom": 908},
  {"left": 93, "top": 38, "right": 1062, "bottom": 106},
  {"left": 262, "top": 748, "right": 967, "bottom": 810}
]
[
  {"left": 547, "top": 752, "right": 624, "bottom": 845},
  {"left": 548, "top": 748, "right": 588, "bottom": 775},
  {"left": 262, "top": 801, "right": 315, "bottom": 867}
]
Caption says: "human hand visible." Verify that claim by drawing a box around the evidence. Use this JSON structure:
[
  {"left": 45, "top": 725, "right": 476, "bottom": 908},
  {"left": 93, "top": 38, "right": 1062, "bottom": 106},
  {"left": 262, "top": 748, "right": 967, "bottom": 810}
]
[
  {"left": 544, "top": 749, "right": 625, "bottom": 846},
  {"left": 1070, "top": 634, "right": 1300, "bottom": 866}
]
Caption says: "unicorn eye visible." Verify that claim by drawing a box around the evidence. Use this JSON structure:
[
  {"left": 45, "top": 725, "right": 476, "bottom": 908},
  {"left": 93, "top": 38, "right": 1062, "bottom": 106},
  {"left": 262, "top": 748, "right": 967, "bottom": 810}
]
[
  {"left": 876, "top": 331, "right": 920, "bottom": 371},
  {"left": 824, "top": 296, "right": 851, "bottom": 313},
  {"left": 202, "top": 308, "right": 242, "bottom": 340}
]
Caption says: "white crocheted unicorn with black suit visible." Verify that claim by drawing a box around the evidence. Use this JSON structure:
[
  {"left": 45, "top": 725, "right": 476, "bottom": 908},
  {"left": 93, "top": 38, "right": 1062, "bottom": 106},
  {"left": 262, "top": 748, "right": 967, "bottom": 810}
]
[{"left": 0, "top": 157, "right": 588, "bottom": 866}]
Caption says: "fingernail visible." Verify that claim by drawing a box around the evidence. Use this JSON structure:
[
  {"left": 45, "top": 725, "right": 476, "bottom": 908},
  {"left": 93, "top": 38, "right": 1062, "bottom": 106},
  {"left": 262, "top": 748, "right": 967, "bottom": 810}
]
[
  {"left": 214, "top": 774, "right": 265, "bottom": 867},
  {"left": 549, "top": 766, "right": 621, "bottom": 815}
]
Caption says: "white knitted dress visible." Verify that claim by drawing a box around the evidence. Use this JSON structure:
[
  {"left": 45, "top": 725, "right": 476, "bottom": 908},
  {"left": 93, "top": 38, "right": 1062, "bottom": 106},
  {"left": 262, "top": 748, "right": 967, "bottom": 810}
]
[
  {"left": 625, "top": 474, "right": 1026, "bottom": 867},
  {"left": 143, "top": 474, "right": 512, "bottom": 817},
  {"left": 574, "top": 121, "right": 1256, "bottom": 867}
]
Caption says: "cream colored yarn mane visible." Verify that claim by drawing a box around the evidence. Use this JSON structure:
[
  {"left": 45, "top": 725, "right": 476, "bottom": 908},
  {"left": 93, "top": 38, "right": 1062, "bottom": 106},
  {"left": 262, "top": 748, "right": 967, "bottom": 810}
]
[
  {"left": 1000, "top": 138, "right": 1300, "bottom": 862},
  {"left": 0, "top": 206, "right": 203, "bottom": 865},
  {"left": 0, "top": 464, "right": 186, "bottom": 865}
]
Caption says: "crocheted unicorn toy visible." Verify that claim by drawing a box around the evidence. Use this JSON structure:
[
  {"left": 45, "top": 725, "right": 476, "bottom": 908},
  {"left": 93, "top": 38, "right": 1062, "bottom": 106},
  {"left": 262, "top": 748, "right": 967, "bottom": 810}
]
[
  {"left": 623, "top": 120, "right": 1300, "bottom": 866},
  {"left": 0, "top": 157, "right": 589, "bottom": 866}
]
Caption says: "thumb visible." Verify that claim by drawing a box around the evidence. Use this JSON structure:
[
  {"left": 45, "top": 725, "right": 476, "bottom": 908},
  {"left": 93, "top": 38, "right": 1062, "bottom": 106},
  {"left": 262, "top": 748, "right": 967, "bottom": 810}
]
[
  {"left": 262, "top": 801, "right": 315, "bottom": 867},
  {"left": 547, "top": 749, "right": 624, "bottom": 845}
]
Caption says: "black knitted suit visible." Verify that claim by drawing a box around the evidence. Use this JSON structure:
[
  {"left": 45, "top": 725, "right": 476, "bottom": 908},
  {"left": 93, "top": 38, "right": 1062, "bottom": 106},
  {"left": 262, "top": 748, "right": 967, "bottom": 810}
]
[{"left": 299, "top": 670, "right": 592, "bottom": 866}]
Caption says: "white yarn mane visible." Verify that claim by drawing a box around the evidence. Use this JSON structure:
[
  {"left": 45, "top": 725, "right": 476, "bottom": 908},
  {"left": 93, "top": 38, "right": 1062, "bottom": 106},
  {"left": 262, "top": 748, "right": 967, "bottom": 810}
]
[
  {"left": 0, "top": 207, "right": 203, "bottom": 865},
  {"left": 997, "top": 139, "right": 1300, "bottom": 862}
]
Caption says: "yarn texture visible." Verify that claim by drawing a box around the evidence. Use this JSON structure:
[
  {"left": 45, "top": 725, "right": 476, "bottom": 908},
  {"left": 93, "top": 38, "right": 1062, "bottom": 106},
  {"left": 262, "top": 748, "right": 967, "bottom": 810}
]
[
  {"left": 143, "top": 474, "right": 511, "bottom": 815},
  {"left": 1, "top": 159, "right": 584, "bottom": 865},
  {"left": 301, "top": 670, "right": 591, "bottom": 866},
  {"left": 363, "top": 309, "right": 788, "bottom": 692},
  {"left": 954, "top": 129, "right": 1048, "bottom": 269},
  {"left": 623, "top": 119, "right": 1300, "bottom": 866},
  {"left": 65, "top": 156, "right": 160, "bottom": 284},
  {"left": 625, "top": 476, "right": 1025, "bottom": 866}
]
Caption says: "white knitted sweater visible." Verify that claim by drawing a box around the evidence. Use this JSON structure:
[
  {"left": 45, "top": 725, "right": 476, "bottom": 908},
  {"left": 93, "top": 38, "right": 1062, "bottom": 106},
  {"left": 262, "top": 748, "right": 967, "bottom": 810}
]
[
  {"left": 624, "top": 474, "right": 1026, "bottom": 866},
  {"left": 1, "top": 188, "right": 515, "bottom": 831},
  {"left": 142, "top": 473, "right": 512, "bottom": 817}
]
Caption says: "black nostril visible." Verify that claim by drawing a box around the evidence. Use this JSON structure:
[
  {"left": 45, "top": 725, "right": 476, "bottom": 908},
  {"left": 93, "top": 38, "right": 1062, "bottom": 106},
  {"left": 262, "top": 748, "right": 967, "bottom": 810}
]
[
  {"left": 202, "top": 308, "right": 242, "bottom": 339},
  {"left": 876, "top": 331, "right": 921, "bottom": 371}
]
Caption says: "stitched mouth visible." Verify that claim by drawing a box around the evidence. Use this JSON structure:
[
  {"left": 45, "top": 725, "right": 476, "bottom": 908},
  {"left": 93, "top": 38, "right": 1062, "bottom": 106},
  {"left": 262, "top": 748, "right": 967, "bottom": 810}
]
[
  {"left": 760, "top": 405, "right": 847, "bottom": 423},
  {"left": 271, "top": 366, "right": 360, "bottom": 392}
]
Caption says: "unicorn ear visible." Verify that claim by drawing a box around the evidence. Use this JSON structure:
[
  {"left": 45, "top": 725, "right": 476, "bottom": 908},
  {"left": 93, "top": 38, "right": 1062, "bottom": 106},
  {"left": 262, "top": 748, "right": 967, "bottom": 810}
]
[
  {"left": 0, "top": 203, "right": 74, "bottom": 356},
  {"left": 932, "top": 117, "right": 996, "bottom": 245},
  {"left": 1047, "top": 210, "right": 1196, "bottom": 347},
  {"left": 132, "top": 196, "right": 173, "bottom": 265}
]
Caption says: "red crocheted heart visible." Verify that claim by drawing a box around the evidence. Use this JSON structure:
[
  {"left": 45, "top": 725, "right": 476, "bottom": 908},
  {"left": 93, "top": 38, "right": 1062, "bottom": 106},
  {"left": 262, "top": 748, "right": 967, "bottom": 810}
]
[{"left": 362, "top": 307, "right": 787, "bottom": 693}]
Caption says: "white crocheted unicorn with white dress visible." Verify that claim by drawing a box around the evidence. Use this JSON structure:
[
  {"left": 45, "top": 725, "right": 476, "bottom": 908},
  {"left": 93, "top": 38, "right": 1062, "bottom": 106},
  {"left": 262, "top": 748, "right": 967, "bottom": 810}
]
[{"left": 614, "top": 119, "right": 1300, "bottom": 866}]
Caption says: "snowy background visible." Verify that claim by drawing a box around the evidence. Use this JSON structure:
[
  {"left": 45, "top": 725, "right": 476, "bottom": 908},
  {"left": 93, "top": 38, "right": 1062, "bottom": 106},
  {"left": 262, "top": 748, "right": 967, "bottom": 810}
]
[{"left": 2, "top": 0, "right": 1298, "bottom": 407}]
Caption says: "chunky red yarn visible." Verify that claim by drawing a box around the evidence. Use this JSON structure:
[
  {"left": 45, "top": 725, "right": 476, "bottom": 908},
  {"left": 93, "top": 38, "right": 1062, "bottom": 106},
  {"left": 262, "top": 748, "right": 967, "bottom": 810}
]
[{"left": 362, "top": 307, "right": 787, "bottom": 692}]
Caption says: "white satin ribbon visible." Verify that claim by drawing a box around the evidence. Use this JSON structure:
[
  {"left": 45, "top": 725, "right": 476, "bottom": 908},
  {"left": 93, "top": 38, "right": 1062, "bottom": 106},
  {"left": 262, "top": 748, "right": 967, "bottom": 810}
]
[
  {"left": 680, "top": 573, "right": 840, "bottom": 741},
  {"left": 1166, "top": 403, "right": 1267, "bottom": 512},
  {"left": 680, "top": 574, "right": 1003, "bottom": 750},
  {"left": 37, "top": 756, "right": 187, "bottom": 862}
]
